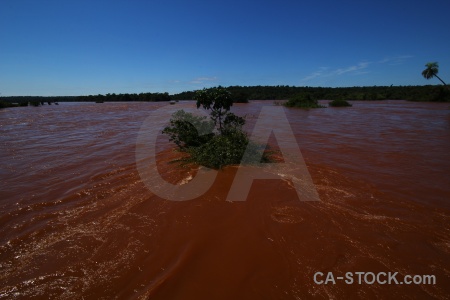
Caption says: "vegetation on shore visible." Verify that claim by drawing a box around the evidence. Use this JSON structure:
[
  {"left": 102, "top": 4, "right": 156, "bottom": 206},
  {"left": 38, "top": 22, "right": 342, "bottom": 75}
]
[
  {"left": 0, "top": 101, "right": 29, "bottom": 109},
  {"left": 0, "top": 93, "right": 171, "bottom": 106},
  {"left": 2, "top": 61, "right": 449, "bottom": 106},
  {"left": 0, "top": 101, "right": 15, "bottom": 109},
  {"left": 2, "top": 84, "right": 449, "bottom": 105},
  {"left": 163, "top": 87, "right": 272, "bottom": 169},
  {"left": 172, "top": 84, "right": 450, "bottom": 102}
]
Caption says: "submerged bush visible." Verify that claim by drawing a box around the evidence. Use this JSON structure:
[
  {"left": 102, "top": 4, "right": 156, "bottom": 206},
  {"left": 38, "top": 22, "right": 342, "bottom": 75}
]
[
  {"left": 163, "top": 87, "right": 274, "bottom": 169},
  {"left": 284, "top": 93, "right": 325, "bottom": 108},
  {"left": 329, "top": 99, "right": 352, "bottom": 107},
  {"left": 162, "top": 110, "right": 215, "bottom": 150},
  {"left": 170, "top": 124, "right": 271, "bottom": 169}
]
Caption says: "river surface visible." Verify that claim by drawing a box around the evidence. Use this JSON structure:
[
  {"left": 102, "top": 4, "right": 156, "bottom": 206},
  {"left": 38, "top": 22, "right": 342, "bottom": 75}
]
[{"left": 0, "top": 100, "right": 449, "bottom": 299}]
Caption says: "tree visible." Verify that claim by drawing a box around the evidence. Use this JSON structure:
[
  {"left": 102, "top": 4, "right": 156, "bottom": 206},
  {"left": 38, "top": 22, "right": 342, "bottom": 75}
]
[
  {"left": 163, "top": 87, "right": 273, "bottom": 169},
  {"left": 162, "top": 110, "right": 214, "bottom": 150},
  {"left": 422, "top": 62, "right": 446, "bottom": 85},
  {"left": 195, "top": 86, "right": 239, "bottom": 134}
]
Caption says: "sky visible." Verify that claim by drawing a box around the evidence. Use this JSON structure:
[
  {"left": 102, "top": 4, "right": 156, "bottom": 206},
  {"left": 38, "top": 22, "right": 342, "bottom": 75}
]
[{"left": 1, "top": 0, "right": 449, "bottom": 96}]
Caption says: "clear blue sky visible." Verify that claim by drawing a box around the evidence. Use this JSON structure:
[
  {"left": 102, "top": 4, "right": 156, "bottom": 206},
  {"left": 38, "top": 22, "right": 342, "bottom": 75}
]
[{"left": 1, "top": 0, "right": 449, "bottom": 96}]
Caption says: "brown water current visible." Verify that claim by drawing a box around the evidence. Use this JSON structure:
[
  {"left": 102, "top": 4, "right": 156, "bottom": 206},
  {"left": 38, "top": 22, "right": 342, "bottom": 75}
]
[{"left": 0, "top": 100, "right": 449, "bottom": 299}]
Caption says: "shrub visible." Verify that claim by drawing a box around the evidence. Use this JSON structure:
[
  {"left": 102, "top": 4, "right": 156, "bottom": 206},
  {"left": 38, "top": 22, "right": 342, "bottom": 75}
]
[
  {"left": 195, "top": 86, "right": 234, "bottom": 133},
  {"left": 329, "top": 99, "right": 352, "bottom": 107},
  {"left": 179, "top": 129, "right": 270, "bottom": 169},
  {"left": 222, "top": 113, "right": 245, "bottom": 134},
  {"left": 163, "top": 87, "right": 274, "bottom": 169},
  {"left": 284, "top": 93, "right": 325, "bottom": 108},
  {"left": 162, "top": 110, "right": 215, "bottom": 150},
  {"left": 187, "top": 130, "right": 249, "bottom": 169}
]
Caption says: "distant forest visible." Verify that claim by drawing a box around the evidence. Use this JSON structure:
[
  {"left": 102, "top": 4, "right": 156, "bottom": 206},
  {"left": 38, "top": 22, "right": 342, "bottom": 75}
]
[
  {"left": 172, "top": 85, "right": 449, "bottom": 102},
  {"left": 1, "top": 85, "right": 449, "bottom": 104}
]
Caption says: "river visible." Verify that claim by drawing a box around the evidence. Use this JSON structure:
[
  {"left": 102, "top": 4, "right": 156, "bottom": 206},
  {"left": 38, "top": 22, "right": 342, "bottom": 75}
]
[{"left": 0, "top": 100, "right": 449, "bottom": 299}]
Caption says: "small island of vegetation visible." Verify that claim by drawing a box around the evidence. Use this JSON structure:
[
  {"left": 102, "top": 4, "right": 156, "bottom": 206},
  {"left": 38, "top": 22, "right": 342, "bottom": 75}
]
[
  {"left": 163, "top": 86, "right": 272, "bottom": 169},
  {"left": 284, "top": 93, "right": 325, "bottom": 108}
]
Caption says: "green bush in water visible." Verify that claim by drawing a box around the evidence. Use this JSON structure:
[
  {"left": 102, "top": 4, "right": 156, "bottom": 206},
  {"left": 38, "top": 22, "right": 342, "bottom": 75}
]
[
  {"left": 163, "top": 87, "right": 274, "bottom": 169},
  {"left": 284, "top": 93, "right": 325, "bottom": 108}
]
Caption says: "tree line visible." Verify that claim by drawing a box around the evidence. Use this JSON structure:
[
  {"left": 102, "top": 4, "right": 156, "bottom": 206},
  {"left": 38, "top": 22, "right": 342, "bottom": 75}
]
[
  {"left": 172, "top": 85, "right": 450, "bottom": 102},
  {"left": 1, "top": 85, "right": 449, "bottom": 105},
  {"left": 0, "top": 92, "right": 170, "bottom": 105}
]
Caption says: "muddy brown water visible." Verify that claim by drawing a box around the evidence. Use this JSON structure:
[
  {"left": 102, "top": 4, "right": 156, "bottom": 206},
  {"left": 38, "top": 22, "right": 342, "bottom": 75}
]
[{"left": 0, "top": 100, "right": 449, "bottom": 299}]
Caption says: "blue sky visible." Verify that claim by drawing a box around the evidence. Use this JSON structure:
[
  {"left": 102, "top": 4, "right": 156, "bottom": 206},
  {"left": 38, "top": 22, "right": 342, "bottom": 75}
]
[{"left": 1, "top": 0, "right": 449, "bottom": 96}]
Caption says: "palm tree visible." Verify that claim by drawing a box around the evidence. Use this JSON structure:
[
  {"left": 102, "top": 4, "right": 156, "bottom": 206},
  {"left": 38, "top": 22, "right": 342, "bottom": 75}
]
[{"left": 422, "top": 62, "right": 446, "bottom": 85}]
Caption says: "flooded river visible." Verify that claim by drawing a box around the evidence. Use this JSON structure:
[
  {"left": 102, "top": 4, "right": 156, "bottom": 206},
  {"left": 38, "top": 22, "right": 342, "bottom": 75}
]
[{"left": 0, "top": 100, "right": 449, "bottom": 299}]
